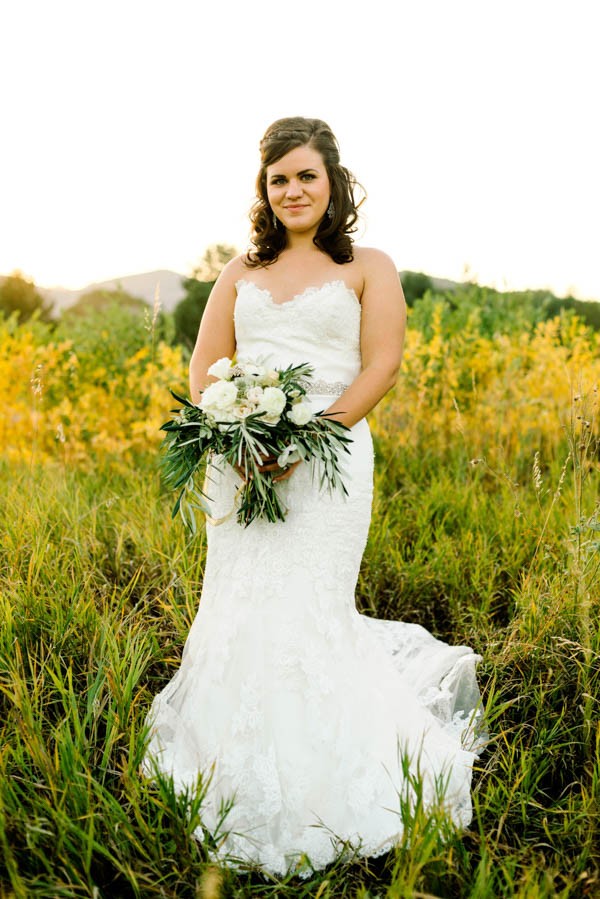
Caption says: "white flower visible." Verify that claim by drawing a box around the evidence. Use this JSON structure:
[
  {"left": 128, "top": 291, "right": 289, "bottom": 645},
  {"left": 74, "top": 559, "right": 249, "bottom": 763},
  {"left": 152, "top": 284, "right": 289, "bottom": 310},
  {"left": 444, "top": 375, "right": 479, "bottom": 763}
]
[
  {"left": 258, "top": 387, "right": 287, "bottom": 418},
  {"left": 260, "top": 368, "right": 280, "bottom": 386},
  {"left": 239, "top": 361, "right": 266, "bottom": 379},
  {"left": 207, "top": 357, "right": 234, "bottom": 380},
  {"left": 246, "top": 386, "right": 264, "bottom": 405},
  {"left": 232, "top": 403, "right": 255, "bottom": 420},
  {"left": 277, "top": 444, "right": 301, "bottom": 467},
  {"left": 200, "top": 380, "right": 238, "bottom": 412},
  {"left": 287, "top": 401, "right": 313, "bottom": 426}
]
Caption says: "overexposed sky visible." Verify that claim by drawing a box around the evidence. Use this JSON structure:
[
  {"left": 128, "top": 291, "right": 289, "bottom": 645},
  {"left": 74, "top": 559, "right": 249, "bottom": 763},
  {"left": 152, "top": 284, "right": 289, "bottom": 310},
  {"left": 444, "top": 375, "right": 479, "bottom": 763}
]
[{"left": 1, "top": 0, "right": 598, "bottom": 298}]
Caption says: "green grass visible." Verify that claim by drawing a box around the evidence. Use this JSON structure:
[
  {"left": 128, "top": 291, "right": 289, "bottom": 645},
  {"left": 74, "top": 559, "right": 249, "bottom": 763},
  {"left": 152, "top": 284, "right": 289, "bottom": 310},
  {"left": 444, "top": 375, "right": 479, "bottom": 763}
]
[{"left": 1, "top": 419, "right": 599, "bottom": 897}]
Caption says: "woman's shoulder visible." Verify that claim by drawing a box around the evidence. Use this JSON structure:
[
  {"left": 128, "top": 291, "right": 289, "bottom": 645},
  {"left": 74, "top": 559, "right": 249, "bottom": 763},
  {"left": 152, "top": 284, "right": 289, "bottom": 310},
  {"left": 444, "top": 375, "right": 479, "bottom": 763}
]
[
  {"left": 350, "top": 246, "right": 405, "bottom": 308},
  {"left": 352, "top": 245, "right": 398, "bottom": 272},
  {"left": 218, "top": 254, "right": 252, "bottom": 284},
  {"left": 208, "top": 255, "right": 255, "bottom": 299},
  {"left": 351, "top": 246, "right": 400, "bottom": 292}
]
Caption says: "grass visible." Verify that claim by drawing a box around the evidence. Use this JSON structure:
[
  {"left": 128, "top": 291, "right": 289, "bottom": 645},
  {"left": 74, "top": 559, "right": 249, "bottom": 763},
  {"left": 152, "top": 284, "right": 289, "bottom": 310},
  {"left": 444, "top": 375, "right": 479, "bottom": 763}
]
[
  {"left": 1, "top": 416, "right": 598, "bottom": 898},
  {"left": 1, "top": 304, "right": 599, "bottom": 896}
]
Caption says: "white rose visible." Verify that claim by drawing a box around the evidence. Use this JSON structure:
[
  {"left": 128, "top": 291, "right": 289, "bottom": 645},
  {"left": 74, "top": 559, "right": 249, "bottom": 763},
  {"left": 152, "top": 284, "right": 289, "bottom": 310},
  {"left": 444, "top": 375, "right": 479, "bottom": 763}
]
[
  {"left": 232, "top": 403, "right": 254, "bottom": 420},
  {"left": 239, "top": 361, "right": 266, "bottom": 379},
  {"left": 207, "top": 357, "right": 233, "bottom": 380},
  {"left": 287, "top": 401, "right": 313, "bottom": 426},
  {"left": 246, "top": 386, "right": 264, "bottom": 405},
  {"left": 200, "top": 380, "right": 238, "bottom": 412},
  {"left": 259, "top": 368, "right": 280, "bottom": 386},
  {"left": 258, "top": 387, "right": 287, "bottom": 418}
]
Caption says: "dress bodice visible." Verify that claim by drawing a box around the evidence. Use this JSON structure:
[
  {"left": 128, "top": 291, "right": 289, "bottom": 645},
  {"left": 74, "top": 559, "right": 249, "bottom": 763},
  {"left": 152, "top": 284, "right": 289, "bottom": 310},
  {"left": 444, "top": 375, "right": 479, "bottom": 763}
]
[{"left": 234, "top": 279, "right": 362, "bottom": 388}]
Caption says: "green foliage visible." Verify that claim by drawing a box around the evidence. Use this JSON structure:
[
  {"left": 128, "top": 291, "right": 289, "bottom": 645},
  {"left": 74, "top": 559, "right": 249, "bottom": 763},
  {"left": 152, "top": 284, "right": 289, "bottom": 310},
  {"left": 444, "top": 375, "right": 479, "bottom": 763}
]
[
  {"left": 545, "top": 293, "right": 600, "bottom": 331},
  {"left": 56, "top": 296, "right": 175, "bottom": 380},
  {"left": 0, "top": 271, "right": 54, "bottom": 322},
  {"left": 66, "top": 286, "right": 148, "bottom": 316},
  {"left": 407, "top": 279, "right": 600, "bottom": 340},
  {"left": 173, "top": 278, "right": 213, "bottom": 348},
  {"left": 400, "top": 270, "right": 434, "bottom": 306},
  {"left": 172, "top": 243, "right": 238, "bottom": 348},
  {"left": 409, "top": 283, "right": 559, "bottom": 340}
]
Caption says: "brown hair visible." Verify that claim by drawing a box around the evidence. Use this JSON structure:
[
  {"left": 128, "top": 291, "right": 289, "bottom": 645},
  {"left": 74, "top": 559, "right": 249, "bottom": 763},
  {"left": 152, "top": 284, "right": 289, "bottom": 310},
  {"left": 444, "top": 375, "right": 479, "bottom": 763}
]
[{"left": 244, "top": 116, "right": 363, "bottom": 268}]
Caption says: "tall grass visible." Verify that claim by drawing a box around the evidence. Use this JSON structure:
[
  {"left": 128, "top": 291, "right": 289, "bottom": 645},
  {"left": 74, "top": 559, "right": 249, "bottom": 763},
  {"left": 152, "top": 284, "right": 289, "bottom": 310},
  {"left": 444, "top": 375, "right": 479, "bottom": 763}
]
[{"left": 0, "top": 300, "right": 599, "bottom": 897}]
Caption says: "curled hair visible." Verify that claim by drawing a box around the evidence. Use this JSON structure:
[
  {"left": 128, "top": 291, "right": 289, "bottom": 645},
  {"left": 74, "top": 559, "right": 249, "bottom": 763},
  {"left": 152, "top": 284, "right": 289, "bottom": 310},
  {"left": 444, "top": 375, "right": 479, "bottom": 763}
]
[{"left": 245, "top": 116, "right": 364, "bottom": 268}]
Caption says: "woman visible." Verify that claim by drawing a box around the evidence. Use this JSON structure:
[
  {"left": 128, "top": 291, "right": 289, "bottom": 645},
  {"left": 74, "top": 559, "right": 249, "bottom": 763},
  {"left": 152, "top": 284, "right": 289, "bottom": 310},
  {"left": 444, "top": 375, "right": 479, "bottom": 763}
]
[{"left": 143, "top": 117, "right": 484, "bottom": 877}]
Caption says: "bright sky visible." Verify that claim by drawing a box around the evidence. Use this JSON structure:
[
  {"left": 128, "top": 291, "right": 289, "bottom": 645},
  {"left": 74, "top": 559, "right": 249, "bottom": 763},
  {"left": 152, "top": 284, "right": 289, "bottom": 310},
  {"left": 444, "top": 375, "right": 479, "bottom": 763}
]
[{"left": 1, "top": 0, "right": 598, "bottom": 298}]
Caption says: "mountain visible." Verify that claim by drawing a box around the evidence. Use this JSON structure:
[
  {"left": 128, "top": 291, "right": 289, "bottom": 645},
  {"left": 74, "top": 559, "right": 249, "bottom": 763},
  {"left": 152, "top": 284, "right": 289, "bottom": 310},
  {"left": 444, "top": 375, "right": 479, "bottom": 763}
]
[
  {"left": 36, "top": 270, "right": 187, "bottom": 314},
  {"left": 4, "top": 268, "right": 460, "bottom": 319}
]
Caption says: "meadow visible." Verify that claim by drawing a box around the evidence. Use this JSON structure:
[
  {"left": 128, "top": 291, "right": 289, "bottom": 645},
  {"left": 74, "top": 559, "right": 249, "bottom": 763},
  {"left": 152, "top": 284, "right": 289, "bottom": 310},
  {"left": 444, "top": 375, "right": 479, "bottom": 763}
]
[{"left": 0, "top": 285, "right": 599, "bottom": 898}]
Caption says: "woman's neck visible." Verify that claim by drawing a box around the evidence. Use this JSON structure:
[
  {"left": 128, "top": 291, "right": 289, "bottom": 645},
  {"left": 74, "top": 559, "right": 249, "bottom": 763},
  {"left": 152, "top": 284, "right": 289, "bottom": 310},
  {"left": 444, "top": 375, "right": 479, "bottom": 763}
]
[{"left": 283, "top": 228, "right": 321, "bottom": 253}]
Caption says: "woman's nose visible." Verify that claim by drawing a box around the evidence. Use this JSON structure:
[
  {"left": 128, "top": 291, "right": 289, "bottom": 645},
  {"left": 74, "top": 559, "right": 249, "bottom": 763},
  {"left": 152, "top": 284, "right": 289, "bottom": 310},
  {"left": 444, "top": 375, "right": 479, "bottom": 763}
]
[{"left": 285, "top": 179, "right": 303, "bottom": 198}]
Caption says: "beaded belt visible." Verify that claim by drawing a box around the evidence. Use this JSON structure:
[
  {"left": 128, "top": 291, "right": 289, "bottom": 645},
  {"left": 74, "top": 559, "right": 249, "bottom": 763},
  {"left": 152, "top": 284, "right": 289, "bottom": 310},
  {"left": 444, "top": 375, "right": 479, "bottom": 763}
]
[{"left": 306, "top": 378, "right": 348, "bottom": 396}]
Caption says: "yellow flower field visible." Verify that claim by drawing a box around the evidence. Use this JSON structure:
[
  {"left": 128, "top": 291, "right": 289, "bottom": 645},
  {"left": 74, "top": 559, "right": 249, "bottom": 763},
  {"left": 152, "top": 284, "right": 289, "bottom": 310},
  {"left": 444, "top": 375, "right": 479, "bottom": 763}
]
[
  {"left": 1, "top": 321, "right": 186, "bottom": 467},
  {"left": 2, "top": 307, "right": 598, "bottom": 472}
]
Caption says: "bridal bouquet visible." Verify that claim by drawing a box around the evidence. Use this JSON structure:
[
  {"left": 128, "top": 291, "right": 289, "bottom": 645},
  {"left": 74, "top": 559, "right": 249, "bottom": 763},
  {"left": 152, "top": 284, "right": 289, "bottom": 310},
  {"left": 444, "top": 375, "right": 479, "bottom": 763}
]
[{"left": 160, "top": 358, "right": 352, "bottom": 529}]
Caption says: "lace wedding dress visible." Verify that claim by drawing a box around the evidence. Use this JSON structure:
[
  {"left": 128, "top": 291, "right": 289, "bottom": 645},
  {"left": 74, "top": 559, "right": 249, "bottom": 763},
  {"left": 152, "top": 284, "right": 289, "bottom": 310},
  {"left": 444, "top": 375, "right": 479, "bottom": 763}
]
[{"left": 143, "top": 279, "right": 485, "bottom": 877}]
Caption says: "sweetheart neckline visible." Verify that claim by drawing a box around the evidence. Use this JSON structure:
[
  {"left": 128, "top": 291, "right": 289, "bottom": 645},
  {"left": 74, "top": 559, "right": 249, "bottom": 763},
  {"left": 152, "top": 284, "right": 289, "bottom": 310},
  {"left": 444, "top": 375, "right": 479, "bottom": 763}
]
[{"left": 235, "top": 278, "right": 361, "bottom": 309}]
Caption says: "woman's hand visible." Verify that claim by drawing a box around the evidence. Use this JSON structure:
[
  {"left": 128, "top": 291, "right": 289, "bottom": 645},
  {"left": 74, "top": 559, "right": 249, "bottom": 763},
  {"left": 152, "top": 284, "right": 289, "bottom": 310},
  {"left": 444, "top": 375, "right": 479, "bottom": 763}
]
[{"left": 233, "top": 452, "right": 301, "bottom": 483}]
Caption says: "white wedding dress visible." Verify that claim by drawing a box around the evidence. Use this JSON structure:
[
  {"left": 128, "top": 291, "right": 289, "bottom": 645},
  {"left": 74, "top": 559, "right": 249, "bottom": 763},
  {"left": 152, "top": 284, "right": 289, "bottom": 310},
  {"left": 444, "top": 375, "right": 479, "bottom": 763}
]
[{"left": 143, "top": 278, "right": 485, "bottom": 876}]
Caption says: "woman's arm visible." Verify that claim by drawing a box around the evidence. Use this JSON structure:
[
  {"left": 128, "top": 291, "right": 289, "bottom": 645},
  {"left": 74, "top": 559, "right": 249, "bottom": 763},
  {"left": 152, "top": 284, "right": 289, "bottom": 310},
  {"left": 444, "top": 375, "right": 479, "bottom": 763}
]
[
  {"left": 324, "top": 248, "right": 407, "bottom": 428},
  {"left": 188, "top": 258, "right": 244, "bottom": 402}
]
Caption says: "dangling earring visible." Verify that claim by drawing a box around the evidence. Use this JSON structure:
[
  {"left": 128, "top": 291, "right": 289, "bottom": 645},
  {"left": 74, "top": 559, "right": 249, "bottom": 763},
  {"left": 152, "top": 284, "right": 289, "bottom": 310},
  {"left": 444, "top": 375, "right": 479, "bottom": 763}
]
[
  {"left": 326, "top": 199, "right": 335, "bottom": 219},
  {"left": 272, "top": 212, "right": 278, "bottom": 229}
]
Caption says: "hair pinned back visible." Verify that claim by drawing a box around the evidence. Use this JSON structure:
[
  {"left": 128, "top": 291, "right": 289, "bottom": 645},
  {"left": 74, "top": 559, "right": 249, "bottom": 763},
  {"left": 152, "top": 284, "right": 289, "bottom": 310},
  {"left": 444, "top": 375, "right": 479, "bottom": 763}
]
[{"left": 245, "top": 116, "right": 364, "bottom": 268}]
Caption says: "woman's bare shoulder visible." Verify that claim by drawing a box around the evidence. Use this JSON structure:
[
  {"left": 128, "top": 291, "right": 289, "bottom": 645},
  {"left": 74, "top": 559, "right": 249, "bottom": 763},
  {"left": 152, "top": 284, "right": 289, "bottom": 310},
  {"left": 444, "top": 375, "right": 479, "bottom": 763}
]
[
  {"left": 352, "top": 245, "right": 399, "bottom": 274},
  {"left": 204, "top": 255, "right": 255, "bottom": 305},
  {"left": 217, "top": 254, "right": 253, "bottom": 285}
]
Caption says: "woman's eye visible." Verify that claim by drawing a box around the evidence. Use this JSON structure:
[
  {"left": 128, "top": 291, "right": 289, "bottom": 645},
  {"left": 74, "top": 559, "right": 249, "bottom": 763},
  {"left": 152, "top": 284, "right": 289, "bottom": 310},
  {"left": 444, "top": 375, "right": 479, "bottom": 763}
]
[{"left": 270, "top": 174, "right": 315, "bottom": 185}]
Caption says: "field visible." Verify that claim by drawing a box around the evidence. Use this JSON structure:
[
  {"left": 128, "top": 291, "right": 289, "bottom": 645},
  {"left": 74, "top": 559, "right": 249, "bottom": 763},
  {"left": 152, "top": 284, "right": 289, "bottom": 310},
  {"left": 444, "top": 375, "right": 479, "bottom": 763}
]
[{"left": 1, "top": 286, "right": 599, "bottom": 898}]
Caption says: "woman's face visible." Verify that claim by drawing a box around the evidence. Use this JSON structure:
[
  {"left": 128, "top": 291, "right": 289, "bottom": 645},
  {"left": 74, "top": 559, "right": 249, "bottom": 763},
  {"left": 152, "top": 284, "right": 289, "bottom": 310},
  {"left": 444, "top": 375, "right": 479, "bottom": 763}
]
[{"left": 266, "top": 144, "right": 330, "bottom": 235}]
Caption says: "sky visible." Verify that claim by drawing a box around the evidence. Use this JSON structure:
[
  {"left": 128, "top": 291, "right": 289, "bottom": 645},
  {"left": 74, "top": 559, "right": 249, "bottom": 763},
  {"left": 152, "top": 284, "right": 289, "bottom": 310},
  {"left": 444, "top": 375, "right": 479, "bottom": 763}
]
[{"left": 1, "top": 0, "right": 599, "bottom": 298}]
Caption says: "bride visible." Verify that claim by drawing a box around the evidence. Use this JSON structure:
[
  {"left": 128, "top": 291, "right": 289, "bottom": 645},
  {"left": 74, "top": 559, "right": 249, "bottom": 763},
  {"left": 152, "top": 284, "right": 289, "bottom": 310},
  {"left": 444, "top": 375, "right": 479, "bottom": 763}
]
[{"left": 143, "top": 116, "right": 484, "bottom": 877}]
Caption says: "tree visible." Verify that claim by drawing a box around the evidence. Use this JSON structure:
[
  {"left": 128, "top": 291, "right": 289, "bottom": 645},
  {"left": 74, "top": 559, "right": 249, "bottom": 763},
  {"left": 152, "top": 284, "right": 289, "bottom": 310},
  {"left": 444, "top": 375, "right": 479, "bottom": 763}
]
[
  {"left": 173, "top": 244, "right": 239, "bottom": 348},
  {"left": 193, "top": 243, "right": 238, "bottom": 281},
  {"left": 542, "top": 294, "right": 600, "bottom": 331},
  {"left": 0, "top": 272, "right": 54, "bottom": 322},
  {"left": 65, "top": 286, "right": 147, "bottom": 317},
  {"left": 58, "top": 286, "right": 174, "bottom": 357},
  {"left": 400, "top": 271, "right": 434, "bottom": 307},
  {"left": 174, "top": 279, "right": 213, "bottom": 349}
]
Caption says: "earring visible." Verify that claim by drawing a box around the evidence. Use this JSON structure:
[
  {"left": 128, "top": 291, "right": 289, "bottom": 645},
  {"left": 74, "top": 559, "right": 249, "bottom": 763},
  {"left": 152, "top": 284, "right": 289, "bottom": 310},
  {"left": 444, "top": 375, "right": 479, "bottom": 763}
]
[
  {"left": 327, "top": 199, "right": 335, "bottom": 219},
  {"left": 272, "top": 212, "right": 278, "bottom": 229}
]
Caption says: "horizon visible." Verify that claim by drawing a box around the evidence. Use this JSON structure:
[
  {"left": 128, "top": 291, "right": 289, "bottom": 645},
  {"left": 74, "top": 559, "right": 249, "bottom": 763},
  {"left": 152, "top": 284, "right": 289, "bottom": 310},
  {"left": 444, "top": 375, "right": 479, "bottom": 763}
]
[{"left": 4, "top": 263, "right": 594, "bottom": 305}]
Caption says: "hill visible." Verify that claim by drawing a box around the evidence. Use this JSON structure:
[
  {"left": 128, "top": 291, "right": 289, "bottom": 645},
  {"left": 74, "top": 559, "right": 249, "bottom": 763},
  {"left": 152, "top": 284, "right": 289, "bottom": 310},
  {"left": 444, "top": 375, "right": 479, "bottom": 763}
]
[{"left": 34, "top": 270, "right": 186, "bottom": 314}]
